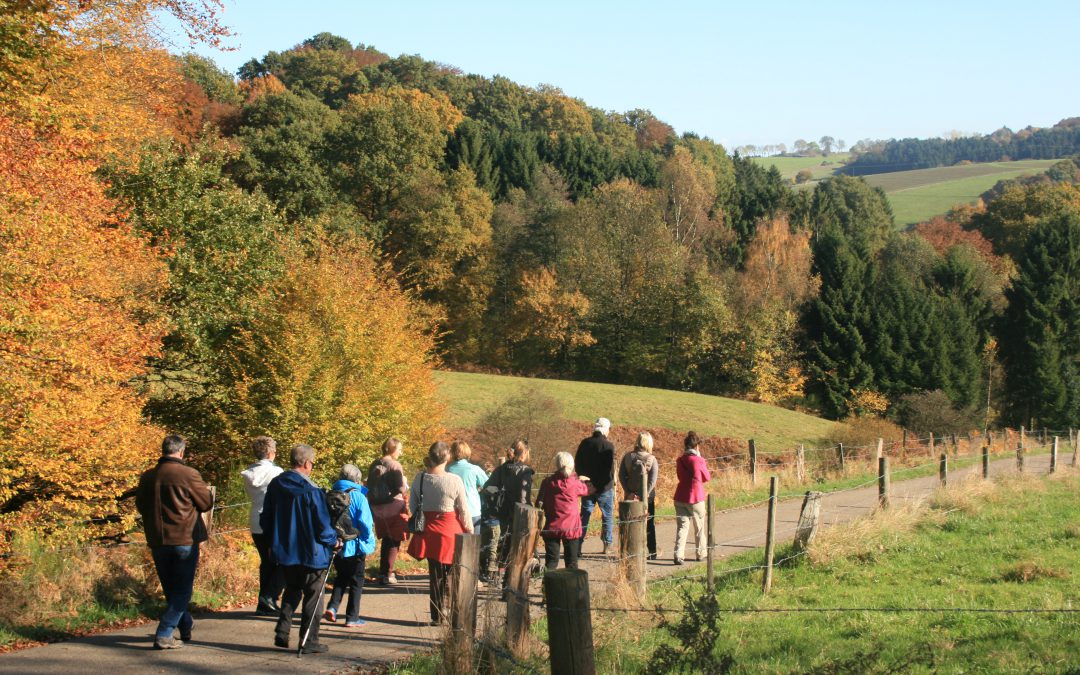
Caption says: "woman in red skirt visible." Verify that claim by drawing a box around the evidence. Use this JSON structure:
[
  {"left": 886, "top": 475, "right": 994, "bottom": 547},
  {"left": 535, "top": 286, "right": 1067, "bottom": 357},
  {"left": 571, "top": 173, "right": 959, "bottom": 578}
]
[{"left": 407, "top": 441, "right": 474, "bottom": 625}]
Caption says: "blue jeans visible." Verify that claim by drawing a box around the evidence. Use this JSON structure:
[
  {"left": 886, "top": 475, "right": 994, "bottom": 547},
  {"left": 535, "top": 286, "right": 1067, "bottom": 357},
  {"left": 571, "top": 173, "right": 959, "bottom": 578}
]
[
  {"left": 579, "top": 487, "right": 614, "bottom": 545},
  {"left": 150, "top": 544, "right": 199, "bottom": 639}
]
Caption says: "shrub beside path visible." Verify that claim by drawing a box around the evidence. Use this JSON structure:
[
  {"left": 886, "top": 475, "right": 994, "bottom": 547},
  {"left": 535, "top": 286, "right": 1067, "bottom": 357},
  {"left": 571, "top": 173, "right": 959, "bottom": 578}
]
[{"left": 0, "top": 454, "right": 1053, "bottom": 674}]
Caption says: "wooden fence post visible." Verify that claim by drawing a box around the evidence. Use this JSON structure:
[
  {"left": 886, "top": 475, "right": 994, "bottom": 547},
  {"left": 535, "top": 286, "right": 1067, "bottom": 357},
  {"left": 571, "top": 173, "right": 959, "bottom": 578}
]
[
  {"left": 202, "top": 486, "right": 217, "bottom": 538},
  {"left": 1042, "top": 427, "right": 1048, "bottom": 445},
  {"left": 878, "top": 457, "right": 890, "bottom": 509},
  {"left": 929, "top": 432, "right": 935, "bottom": 458},
  {"left": 982, "top": 446, "right": 990, "bottom": 479},
  {"left": 902, "top": 429, "right": 908, "bottom": 454},
  {"left": 875, "top": 438, "right": 884, "bottom": 460},
  {"left": 762, "top": 476, "right": 778, "bottom": 594},
  {"left": 1016, "top": 442, "right": 1025, "bottom": 473},
  {"left": 1020, "top": 426, "right": 1025, "bottom": 451},
  {"left": 449, "top": 533, "right": 480, "bottom": 673},
  {"left": 617, "top": 500, "right": 646, "bottom": 598},
  {"left": 836, "top": 443, "right": 845, "bottom": 473},
  {"left": 939, "top": 453, "right": 948, "bottom": 487},
  {"left": 796, "top": 444, "right": 805, "bottom": 483},
  {"left": 951, "top": 433, "right": 959, "bottom": 457},
  {"left": 793, "top": 491, "right": 822, "bottom": 552},
  {"left": 1050, "top": 436, "right": 1058, "bottom": 474},
  {"left": 706, "top": 494, "right": 715, "bottom": 593},
  {"left": 748, "top": 439, "right": 757, "bottom": 485},
  {"left": 543, "top": 569, "right": 595, "bottom": 675},
  {"left": 505, "top": 504, "right": 541, "bottom": 655},
  {"left": 1072, "top": 431, "right": 1079, "bottom": 468}
]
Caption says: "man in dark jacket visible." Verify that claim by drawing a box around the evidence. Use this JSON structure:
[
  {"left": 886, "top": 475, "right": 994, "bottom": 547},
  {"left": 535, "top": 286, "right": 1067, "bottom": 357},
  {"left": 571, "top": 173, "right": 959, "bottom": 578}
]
[
  {"left": 576, "top": 417, "right": 616, "bottom": 555},
  {"left": 261, "top": 444, "right": 340, "bottom": 655},
  {"left": 135, "top": 434, "right": 214, "bottom": 650}
]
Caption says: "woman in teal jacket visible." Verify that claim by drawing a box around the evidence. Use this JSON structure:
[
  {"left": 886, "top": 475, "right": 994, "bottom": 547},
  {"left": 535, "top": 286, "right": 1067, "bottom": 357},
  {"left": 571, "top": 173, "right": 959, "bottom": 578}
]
[{"left": 324, "top": 464, "right": 377, "bottom": 627}]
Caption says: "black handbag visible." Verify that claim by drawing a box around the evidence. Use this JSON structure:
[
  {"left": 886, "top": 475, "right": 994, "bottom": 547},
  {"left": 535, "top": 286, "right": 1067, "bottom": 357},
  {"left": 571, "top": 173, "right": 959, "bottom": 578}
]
[{"left": 407, "top": 474, "right": 426, "bottom": 534}]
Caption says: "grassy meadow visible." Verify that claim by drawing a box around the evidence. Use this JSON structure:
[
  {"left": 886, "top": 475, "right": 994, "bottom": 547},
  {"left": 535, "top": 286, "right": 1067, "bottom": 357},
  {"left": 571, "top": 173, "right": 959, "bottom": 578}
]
[
  {"left": 750, "top": 153, "right": 850, "bottom": 181},
  {"left": 434, "top": 370, "right": 836, "bottom": 449},
  {"left": 752, "top": 154, "right": 1058, "bottom": 225},
  {"left": 863, "top": 159, "right": 1059, "bottom": 225}
]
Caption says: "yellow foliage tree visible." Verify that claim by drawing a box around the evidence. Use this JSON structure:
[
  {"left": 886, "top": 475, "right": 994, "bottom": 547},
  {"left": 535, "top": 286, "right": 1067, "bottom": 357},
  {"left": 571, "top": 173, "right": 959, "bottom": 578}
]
[
  {"left": 212, "top": 238, "right": 443, "bottom": 483},
  {"left": 0, "top": 117, "right": 168, "bottom": 546},
  {"left": 507, "top": 267, "right": 594, "bottom": 368}
]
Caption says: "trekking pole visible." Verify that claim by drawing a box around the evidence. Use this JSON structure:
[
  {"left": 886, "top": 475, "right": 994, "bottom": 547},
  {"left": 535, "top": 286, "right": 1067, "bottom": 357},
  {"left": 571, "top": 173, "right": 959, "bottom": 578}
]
[{"left": 298, "top": 549, "right": 337, "bottom": 658}]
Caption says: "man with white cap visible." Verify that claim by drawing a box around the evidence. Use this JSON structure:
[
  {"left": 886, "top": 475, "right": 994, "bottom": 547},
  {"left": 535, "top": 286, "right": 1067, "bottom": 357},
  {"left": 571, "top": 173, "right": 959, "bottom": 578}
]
[{"left": 575, "top": 417, "right": 616, "bottom": 555}]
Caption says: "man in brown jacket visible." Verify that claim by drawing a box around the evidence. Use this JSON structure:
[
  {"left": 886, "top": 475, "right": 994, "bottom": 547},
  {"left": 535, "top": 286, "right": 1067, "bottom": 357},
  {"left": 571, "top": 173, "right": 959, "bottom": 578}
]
[{"left": 136, "top": 434, "right": 214, "bottom": 650}]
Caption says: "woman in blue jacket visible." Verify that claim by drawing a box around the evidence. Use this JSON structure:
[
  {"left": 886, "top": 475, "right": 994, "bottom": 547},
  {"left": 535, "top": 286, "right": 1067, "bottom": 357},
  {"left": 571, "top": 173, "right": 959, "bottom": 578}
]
[{"left": 324, "top": 464, "right": 377, "bottom": 628}]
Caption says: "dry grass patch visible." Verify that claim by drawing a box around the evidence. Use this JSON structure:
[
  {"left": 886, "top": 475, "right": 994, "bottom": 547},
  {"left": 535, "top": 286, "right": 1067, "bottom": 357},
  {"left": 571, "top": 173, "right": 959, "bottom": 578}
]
[
  {"left": 807, "top": 501, "right": 933, "bottom": 565},
  {"left": 997, "top": 561, "right": 1070, "bottom": 584}
]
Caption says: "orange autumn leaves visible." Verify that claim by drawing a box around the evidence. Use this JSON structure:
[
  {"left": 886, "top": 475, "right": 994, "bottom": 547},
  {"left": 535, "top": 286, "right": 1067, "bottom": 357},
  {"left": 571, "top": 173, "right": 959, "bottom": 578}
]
[{"left": 0, "top": 119, "right": 168, "bottom": 539}]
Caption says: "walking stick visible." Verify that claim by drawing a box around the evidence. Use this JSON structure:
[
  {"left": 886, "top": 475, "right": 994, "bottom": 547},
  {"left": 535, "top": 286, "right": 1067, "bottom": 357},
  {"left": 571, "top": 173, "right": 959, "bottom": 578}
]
[{"left": 297, "top": 549, "right": 337, "bottom": 658}]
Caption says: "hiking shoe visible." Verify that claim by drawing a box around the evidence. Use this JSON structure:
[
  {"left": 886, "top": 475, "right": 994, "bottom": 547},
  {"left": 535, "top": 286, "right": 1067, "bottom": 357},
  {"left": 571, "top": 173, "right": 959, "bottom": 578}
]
[
  {"left": 345, "top": 619, "right": 366, "bottom": 628},
  {"left": 273, "top": 636, "right": 289, "bottom": 649},
  {"left": 673, "top": 558, "right": 684, "bottom": 566},
  {"left": 256, "top": 597, "right": 280, "bottom": 616},
  {"left": 323, "top": 608, "right": 337, "bottom": 623},
  {"left": 179, "top": 629, "right": 192, "bottom": 642},
  {"left": 386, "top": 573, "right": 399, "bottom": 585},
  {"left": 154, "top": 636, "right": 183, "bottom": 650},
  {"left": 376, "top": 575, "right": 388, "bottom": 586},
  {"left": 602, "top": 542, "right": 611, "bottom": 556},
  {"left": 301, "top": 642, "right": 329, "bottom": 654}
]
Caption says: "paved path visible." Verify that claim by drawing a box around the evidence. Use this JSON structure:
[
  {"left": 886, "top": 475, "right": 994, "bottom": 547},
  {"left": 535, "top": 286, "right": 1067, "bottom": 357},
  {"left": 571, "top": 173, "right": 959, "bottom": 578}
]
[{"left": 0, "top": 453, "right": 1055, "bottom": 674}]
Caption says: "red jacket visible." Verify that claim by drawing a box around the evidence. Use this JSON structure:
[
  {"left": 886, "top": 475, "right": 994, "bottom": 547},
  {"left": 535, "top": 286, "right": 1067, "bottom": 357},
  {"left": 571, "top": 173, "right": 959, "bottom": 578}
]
[
  {"left": 537, "top": 473, "right": 589, "bottom": 540},
  {"left": 673, "top": 451, "right": 711, "bottom": 504}
]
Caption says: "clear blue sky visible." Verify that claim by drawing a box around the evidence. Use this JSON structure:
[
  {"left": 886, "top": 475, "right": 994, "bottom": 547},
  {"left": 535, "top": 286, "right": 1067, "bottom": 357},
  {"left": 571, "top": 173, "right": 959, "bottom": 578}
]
[{"left": 176, "top": 0, "right": 1080, "bottom": 149}]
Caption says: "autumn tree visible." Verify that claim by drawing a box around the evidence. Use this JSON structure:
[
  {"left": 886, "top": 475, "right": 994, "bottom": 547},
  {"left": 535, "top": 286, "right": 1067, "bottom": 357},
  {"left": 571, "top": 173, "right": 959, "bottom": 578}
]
[
  {"left": 660, "top": 146, "right": 719, "bottom": 250},
  {"left": 0, "top": 118, "right": 168, "bottom": 546},
  {"left": 211, "top": 238, "right": 442, "bottom": 483},
  {"left": 505, "top": 267, "right": 594, "bottom": 371}
]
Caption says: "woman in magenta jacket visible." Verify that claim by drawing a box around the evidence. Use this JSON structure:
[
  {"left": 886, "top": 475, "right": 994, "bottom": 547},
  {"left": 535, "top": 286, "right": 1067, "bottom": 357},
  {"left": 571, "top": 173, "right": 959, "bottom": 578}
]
[
  {"left": 536, "top": 452, "right": 591, "bottom": 570},
  {"left": 673, "top": 430, "right": 711, "bottom": 564}
]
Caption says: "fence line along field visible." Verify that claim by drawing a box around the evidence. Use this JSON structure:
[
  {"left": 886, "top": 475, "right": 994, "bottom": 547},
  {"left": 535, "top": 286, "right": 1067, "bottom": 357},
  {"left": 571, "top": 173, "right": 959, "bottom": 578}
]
[{"left": 434, "top": 370, "right": 837, "bottom": 450}]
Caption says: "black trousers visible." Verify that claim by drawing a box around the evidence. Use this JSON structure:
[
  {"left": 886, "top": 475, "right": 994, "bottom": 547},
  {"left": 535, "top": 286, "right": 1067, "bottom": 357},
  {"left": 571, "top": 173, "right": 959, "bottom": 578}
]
[
  {"left": 251, "top": 532, "right": 284, "bottom": 604},
  {"left": 276, "top": 565, "right": 326, "bottom": 646},
  {"left": 543, "top": 537, "right": 581, "bottom": 571},
  {"left": 427, "top": 560, "right": 452, "bottom": 623},
  {"left": 328, "top": 554, "right": 366, "bottom": 623},
  {"left": 646, "top": 496, "right": 657, "bottom": 556}
]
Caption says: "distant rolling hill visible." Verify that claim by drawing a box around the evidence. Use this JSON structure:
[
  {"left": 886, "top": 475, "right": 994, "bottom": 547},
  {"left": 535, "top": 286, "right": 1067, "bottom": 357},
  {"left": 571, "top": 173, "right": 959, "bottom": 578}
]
[
  {"left": 434, "top": 370, "right": 836, "bottom": 450},
  {"left": 753, "top": 155, "right": 1057, "bottom": 226}
]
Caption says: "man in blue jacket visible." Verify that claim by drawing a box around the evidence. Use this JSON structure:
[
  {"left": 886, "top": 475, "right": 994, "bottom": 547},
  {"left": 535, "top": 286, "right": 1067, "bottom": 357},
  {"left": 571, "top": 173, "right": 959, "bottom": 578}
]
[{"left": 261, "top": 444, "right": 340, "bottom": 654}]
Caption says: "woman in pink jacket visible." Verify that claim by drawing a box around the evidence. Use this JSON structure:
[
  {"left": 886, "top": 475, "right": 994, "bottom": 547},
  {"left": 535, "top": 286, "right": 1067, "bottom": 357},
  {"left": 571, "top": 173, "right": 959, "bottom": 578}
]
[
  {"left": 536, "top": 452, "right": 591, "bottom": 570},
  {"left": 673, "top": 430, "right": 711, "bottom": 564}
]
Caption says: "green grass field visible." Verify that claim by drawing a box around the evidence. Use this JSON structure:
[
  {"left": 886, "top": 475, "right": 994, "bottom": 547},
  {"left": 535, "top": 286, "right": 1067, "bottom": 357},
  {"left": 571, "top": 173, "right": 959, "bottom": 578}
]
[
  {"left": 434, "top": 371, "right": 836, "bottom": 449},
  {"left": 863, "top": 159, "right": 1059, "bottom": 225},
  {"left": 750, "top": 153, "right": 850, "bottom": 181}
]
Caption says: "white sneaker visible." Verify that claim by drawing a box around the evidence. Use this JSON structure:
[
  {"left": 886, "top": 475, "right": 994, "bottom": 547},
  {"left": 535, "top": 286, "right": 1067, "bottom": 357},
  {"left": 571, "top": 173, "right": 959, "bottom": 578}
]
[{"left": 386, "top": 573, "right": 399, "bottom": 585}]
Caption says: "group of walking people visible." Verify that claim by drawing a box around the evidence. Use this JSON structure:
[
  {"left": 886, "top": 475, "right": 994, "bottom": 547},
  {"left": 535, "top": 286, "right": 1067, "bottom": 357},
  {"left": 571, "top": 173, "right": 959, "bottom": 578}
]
[{"left": 134, "top": 417, "right": 713, "bottom": 654}]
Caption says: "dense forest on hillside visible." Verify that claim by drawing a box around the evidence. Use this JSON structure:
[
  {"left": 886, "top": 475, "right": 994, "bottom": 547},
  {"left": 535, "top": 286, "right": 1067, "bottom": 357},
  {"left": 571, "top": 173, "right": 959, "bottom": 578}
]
[
  {"left": 844, "top": 120, "right": 1080, "bottom": 174},
  {"left": 1, "top": 9, "right": 1077, "bottom": 545}
]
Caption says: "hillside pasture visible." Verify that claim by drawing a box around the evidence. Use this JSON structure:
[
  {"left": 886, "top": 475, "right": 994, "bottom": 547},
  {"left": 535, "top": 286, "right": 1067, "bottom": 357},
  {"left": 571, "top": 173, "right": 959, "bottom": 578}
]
[
  {"left": 434, "top": 370, "right": 836, "bottom": 449},
  {"left": 864, "top": 159, "right": 1058, "bottom": 225},
  {"left": 751, "top": 152, "right": 850, "bottom": 181}
]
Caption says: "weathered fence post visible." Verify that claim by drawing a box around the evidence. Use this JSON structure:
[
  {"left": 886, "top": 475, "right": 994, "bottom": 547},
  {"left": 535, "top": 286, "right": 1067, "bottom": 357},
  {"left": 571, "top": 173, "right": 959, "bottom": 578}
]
[
  {"left": 1072, "top": 431, "right": 1079, "bottom": 468},
  {"left": 202, "top": 486, "right": 217, "bottom": 538},
  {"left": 449, "top": 533, "right": 480, "bottom": 673},
  {"left": 878, "top": 457, "right": 890, "bottom": 509},
  {"left": 951, "top": 433, "right": 959, "bottom": 457},
  {"left": 1020, "top": 426, "right": 1025, "bottom": 451},
  {"left": 706, "top": 494, "right": 715, "bottom": 593},
  {"left": 617, "top": 500, "right": 646, "bottom": 597},
  {"left": 982, "top": 445, "right": 990, "bottom": 479},
  {"left": 836, "top": 443, "right": 845, "bottom": 473},
  {"left": 876, "top": 438, "right": 884, "bottom": 460},
  {"left": 793, "top": 491, "right": 822, "bottom": 552},
  {"left": 762, "top": 476, "right": 778, "bottom": 594},
  {"left": 902, "top": 428, "right": 908, "bottom": 454},
  {"left": 1050, "top": 436, "right": 1058, "bottom": 474},
  {"left": 505, "top": 504, "right": 541, "bottom": 655},
  {"left": 1016, "top": 442, "right": 1025, "bottom": 473},
  {"left": 1042, "top": 427, "right": 1048, "bottom": 445},
  {"left": 748, "top": 438, "right": 757, "bottom": 485},
  {"left": 543, "top": 569, "right": 596, "bottom": 675},
  {"left": 796, "top": 444, "right": 806, "bottom": 483},
  {"left": 929, "top": 432, "right": 935, "bottom": 458},
  {"left": 939, "top": 453, "right": 948, "bottom": 487}
]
